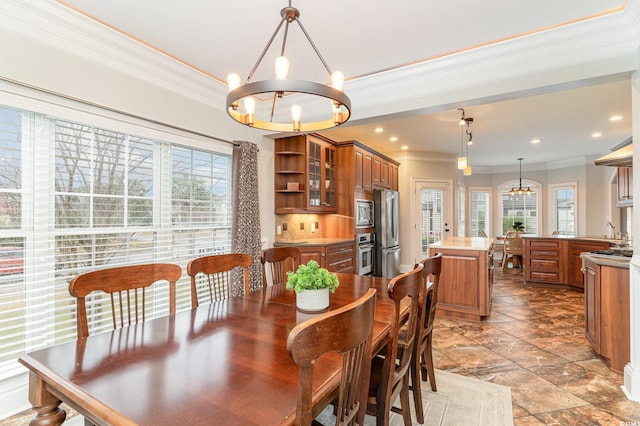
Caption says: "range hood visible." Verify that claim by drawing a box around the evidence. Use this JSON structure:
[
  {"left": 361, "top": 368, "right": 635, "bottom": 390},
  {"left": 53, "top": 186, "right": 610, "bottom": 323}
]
[{"left": 595, "top": 138, "right": 632, "bottom": 167}]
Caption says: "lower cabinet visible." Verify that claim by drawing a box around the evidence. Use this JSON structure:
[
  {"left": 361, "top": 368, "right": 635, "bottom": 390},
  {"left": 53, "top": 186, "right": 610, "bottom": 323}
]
[
  {"left": 525, "top": 238, "right": 611, "bottom": 288},
  {"left": 433, "top": 246, "right": 492, "bottom": 322},
  {"left": 582, "top": 256, "right": 630, "bottom": 373},
  {"left": 297, "top": 241, "right": 355, "bottom": 274}
]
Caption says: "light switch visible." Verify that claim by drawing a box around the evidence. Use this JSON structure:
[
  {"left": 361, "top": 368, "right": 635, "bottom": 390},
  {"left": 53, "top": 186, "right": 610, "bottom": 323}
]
[
  {"left": 277, "top": 225, "right": 282, "bottom": 235},
  {"left": 311, "top": 223, "right": 316, "bottom": 232}
]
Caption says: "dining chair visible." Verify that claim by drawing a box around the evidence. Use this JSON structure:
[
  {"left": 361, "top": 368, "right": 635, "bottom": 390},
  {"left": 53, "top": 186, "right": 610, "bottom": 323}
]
[
  {"left": 68, "top": 263, "right": 182, "bottom": 339},
  {"left": 287, "top": 288, "right": 377, "bottom": 426},
  {"left": 411, "top": 253, "right": 443, "bottom": 424},
  {"left": 479, "top": 229, "right": 488, "bottom": 238},
  {"left": 260, "top": 246, "right": 299, "bottom": 288},
  {"left": 187, "top": 253, "right": 253, "bottom": 308},
  {"left": 502, "top": 236, "right": 524, "bottom": 269},
  {"left": 367, "top": 264, "right": 424, "bottom": 426}
]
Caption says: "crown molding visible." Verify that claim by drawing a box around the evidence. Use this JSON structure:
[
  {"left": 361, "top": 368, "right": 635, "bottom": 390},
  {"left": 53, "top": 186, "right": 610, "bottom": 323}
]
[{"left": 1, "top": 0, "right": 227, "bottom": 108}]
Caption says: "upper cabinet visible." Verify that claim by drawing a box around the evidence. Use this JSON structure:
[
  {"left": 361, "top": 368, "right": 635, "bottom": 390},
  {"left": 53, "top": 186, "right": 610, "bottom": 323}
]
[
  {"left": 274, "top": 134, "right": 337, "bottom": 214},
  {"left": 617, "top": 167, "right": 632, "bottom": 207}
]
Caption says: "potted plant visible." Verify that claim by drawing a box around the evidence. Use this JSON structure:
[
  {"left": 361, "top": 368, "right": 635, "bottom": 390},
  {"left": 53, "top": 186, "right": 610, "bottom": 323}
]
[
  {"left": 513, "top": 221, "right": 525, "bottom": 232},
  {"left": 286, "top": 260, "right": 339, "bottom": 312}
]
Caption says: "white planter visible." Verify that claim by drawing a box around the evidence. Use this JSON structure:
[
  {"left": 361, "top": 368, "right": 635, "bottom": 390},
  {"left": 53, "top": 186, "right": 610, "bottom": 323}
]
[{"left": 296, "top": 288, "right": 330, "bottom": 312}]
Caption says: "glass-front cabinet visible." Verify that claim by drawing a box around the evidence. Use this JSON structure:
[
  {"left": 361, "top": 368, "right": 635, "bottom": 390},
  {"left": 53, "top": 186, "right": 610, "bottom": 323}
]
[
  {"left": 307, "top": 136, "right": 336, "bottom": 212},
  {"left": 274, "top": 134, "right": 336, "bottom": 213}
]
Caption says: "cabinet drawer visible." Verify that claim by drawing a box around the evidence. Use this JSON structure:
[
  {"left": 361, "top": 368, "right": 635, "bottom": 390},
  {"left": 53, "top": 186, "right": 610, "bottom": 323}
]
[
  {"left": 530, "top": 271, "right": 560, "bottom": 283},
  {"left": 328, "top": 257, "right": 354, "bottom": 273},
  {"left": 326, "top": 243, "right": 354, "bottom": 260},
  {"left": 530, "top": 258, "right": 560, "bottom": 269},
  {"left": 529, "top": 240, "right": 561, "bottom": 249},
  {"left": 530, "top": 249, "right": 559, "bottom": 257}
]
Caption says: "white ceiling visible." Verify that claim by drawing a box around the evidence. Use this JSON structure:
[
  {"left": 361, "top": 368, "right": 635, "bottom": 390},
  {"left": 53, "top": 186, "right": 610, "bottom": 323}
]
[{"left": 56, "top": 0, "right": 635, "bottom": 169}]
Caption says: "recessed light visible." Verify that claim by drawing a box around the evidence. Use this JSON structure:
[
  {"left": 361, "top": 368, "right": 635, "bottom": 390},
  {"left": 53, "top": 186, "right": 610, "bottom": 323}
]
[
  {"left": 374, "top": 127, "right": 384, "bottom": 133},
  {"left": 390, "top": 136, "right": 398, "bottom": 142},
  {"left": 592, "top": 132, "right": 603, "bottom": 138},
  {"left": 610, "top": 115, "right": 623, "bottom": 122},
  {"left": 401, "top": 145, "right": 408, "bottom": 150},
  {"left": 530, "top": 139, "right": 541, "bottom": 144}
]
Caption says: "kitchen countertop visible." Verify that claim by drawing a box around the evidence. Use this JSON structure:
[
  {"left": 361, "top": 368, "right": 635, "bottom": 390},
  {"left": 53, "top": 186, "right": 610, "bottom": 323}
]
[
  {"left": 273, "top": 238, "right": 355, "bottom": 247},
  {"left": 430, "top": 237, "right": 493, "bottom": 251},
  {"left": 580, "top": 252, "right": 631, "bottom": 269},
  {"left": 522, "top": 234, "right": 630, "bottom": 246}
]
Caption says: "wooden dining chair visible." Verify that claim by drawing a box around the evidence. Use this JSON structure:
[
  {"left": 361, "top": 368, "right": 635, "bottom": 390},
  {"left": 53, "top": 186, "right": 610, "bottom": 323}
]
[
  {"left": 68, "top": 263, "right": 182, "bottom": 339},
  {"left": 187, "top": 253, "right": 253, "bottom": 308},
  {"left": 502, "top": 236, "right": 524, "bottom": 269},
  {"left": 287, "top": 288, "right": 377, "bottom": 426},
  {"left": 479, "top": 229, "right": 488, "bottom": 238},
  {"left": 367, "top": 264, "right": 424, "bottom": 426},
  {"left": 260, "top": 246, "right": 299, "bottom": 288},
  {"left": 411, "top": 253, "right": 443, "bottom": 424}
]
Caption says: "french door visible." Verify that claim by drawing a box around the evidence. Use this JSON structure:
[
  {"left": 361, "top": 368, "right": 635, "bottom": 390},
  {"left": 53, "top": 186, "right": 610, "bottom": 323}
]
[{"left": 413, "top": 180, "right": 452, "bottom": 261}]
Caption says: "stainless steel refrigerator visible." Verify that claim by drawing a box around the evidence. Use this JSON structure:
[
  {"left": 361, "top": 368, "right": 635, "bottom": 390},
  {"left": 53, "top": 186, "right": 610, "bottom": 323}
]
[{"left": 374, "top": 188, "right": 400, "bottom": 277}]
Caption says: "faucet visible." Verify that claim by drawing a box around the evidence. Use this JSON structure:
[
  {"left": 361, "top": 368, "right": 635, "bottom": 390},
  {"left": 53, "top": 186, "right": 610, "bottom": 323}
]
[{"left": 607, "top": 221, "right": 616, "bottom": 239}]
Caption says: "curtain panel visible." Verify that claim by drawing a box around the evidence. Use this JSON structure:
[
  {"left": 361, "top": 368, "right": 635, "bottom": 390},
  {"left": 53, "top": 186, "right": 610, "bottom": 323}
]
[{"left": 231, "top": 141, "right": 262, "bottom": 294}]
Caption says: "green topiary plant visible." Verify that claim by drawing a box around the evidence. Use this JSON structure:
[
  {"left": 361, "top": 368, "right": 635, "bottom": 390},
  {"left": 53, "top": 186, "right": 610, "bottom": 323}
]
[{"left": 286, "top": 260, "right": 339, "bottom": 294}]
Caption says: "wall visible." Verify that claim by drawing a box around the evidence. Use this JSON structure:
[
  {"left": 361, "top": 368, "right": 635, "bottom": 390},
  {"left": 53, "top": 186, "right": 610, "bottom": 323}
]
[{"left": 393, "top": 152, "right": 614, "bottom": 270}]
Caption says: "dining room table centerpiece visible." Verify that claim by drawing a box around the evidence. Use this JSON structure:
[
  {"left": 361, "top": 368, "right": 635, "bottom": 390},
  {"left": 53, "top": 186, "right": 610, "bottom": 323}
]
[{"left": 286, "top": 260, "right": 339, "bottom": 312}]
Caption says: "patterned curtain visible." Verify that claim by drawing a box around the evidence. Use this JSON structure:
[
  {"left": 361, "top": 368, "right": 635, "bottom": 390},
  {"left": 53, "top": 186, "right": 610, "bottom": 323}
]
[{"left": 231, "top": 140, "right": 262, "bottom": 294}]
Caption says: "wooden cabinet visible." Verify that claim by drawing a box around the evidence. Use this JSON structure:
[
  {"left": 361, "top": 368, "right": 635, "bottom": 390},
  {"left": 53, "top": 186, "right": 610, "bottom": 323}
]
[
  {"left": 582, "top": 256, "right": 630, "bottom": 373},
  {"left": 296, "top": 241, "right": 355, "bottom": 274},
  {"left": 568, "top": 241, "right": 611, "bottom": 288},
  {"left": 432, "top": 243, "right": 493, "bottom": 322},
  {"left": 354, "top": 146, "right": 373, "bottom": 192},
  {"left": 524, "top": 237, "right": 611, "bottom": 288},
  {"left": 617, "top": 167, "right": 633, "bottom": 207},
  {"left": 371, "top": 154, "right": 396, "bottom": 189},
  {"left": 274, "top": 135, "right": 337, "bottom": 214},
  {"left": 524, "top": 238, "right": 565, "bottom": 284}
]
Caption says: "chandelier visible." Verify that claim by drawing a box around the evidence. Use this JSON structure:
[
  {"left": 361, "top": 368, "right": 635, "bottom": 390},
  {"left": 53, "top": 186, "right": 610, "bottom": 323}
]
[
  {"left": 509, "top": 157, "right": 533, "bottom": 195},
  {"left": 225, "top": 1, "right": 351, "bottom": 132}
]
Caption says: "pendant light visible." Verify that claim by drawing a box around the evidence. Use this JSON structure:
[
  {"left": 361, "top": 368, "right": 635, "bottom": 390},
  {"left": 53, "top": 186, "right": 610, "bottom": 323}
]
[
  {"left": 509, "top": 157, "right": 533, "bottom": 195},
  {"left": 457, "top": 108, "right": 473, "bottom": 169},
  {"left": 225, "top": 1, "right": 351, "bottom": 133},
  {"left": 463, "top": 128, "right": 473, "bottom": 176}
]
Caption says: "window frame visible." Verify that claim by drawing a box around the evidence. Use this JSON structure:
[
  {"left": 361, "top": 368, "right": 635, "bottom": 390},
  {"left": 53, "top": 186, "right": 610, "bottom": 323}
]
[
  {"left": 548, "top": 182, "right": 577, "bottom": 236},
  {"left": 497, "top": 179, "right": 541, "bottom": 235},
  {"left": 469, "top": 187, "right": 491, "bottom": 237}
]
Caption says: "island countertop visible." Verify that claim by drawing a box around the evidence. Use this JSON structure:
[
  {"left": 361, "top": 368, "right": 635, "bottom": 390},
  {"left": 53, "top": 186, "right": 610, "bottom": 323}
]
[
  {"left": 522, "top": 234, "right": 628, "bottom": 246},
  {"left": 580, "top": 252, "right": 631, "bottom": 269},
  {"left": 430, "top": 237, "right": 493, "bottom": 251}
]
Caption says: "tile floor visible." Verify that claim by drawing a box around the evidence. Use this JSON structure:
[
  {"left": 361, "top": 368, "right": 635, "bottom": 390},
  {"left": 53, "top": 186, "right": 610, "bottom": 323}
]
[{"left": 434, "top": 264, "right": 640, "bottom": 425}]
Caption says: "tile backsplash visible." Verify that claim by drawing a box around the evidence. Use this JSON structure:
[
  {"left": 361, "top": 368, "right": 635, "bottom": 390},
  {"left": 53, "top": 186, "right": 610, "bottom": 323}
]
[{"left": 275, "top": 214, "right": 321, "bottom": 241}]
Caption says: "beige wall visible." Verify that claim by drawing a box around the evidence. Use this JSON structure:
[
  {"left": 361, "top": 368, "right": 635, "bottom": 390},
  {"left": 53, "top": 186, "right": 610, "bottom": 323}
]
[{"left": 393, "top": 152, "right": 616, "bottom": 270}]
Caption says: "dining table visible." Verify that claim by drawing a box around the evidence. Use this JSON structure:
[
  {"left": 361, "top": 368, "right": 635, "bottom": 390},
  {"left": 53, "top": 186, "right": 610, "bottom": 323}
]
[{"left": 19, "top": 273, "right": 401, "bottom": 426}]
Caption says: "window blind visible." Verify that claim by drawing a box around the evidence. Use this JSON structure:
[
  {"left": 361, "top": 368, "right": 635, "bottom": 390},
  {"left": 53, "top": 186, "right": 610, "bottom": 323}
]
[{"left": 0, "top": 102, "right": 233, "bottom": 391}]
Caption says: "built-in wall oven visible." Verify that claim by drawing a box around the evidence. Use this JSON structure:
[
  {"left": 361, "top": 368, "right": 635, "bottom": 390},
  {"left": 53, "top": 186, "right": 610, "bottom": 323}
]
[
  {"left": 357, "top": 233, "right": 375, "bottom": 275},
  {"left": 355, "top": 199, "right": 374, "bottom": 228}
]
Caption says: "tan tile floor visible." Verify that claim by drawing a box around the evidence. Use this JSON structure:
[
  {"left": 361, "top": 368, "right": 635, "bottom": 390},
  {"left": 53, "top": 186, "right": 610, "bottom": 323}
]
[{"left": 434, "top": 264, "right": 640, "bottom": 425}]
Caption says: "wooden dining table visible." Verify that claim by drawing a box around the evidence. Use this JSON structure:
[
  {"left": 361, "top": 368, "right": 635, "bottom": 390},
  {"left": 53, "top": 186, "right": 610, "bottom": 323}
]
[{"left": 19, "top": 273, "right": 399, "bottom": 426}]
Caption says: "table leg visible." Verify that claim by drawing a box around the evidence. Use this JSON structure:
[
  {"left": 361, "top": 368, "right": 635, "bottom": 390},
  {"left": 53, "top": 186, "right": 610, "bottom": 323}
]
[{"left": 28, "top": 372, "right": 66, "bottom": 426}]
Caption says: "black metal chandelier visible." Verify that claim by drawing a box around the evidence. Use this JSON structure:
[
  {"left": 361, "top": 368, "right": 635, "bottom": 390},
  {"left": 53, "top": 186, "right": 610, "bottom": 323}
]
[
  {"left": 509, "top": 157, "right": 533, "bottom": 195},
  {"left": 225, "top": 1, "right": 351, "bottom": 133}
]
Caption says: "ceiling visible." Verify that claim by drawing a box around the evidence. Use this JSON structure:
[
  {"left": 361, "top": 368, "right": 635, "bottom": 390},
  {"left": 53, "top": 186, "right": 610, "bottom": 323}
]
[{"left": 56, "top": 0, "right": 634, "bottom": 169}]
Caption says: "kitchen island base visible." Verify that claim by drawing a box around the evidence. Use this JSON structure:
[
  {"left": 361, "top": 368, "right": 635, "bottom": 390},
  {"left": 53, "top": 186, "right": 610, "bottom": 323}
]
[{"left": 430, "top": 237, "right": 494, "bottom": 323}]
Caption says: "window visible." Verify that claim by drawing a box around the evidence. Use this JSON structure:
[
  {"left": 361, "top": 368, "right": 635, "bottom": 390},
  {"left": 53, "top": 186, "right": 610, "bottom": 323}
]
[
  {"left": 457, "top": 185, "right": 465, "bottom": 237},
  {"left": 500, "top": 181, "right": 539, "bottom": 234},
  {"left": 550, "top": 183, "right": 576, "bottom": 236},
  {"left": 470, "top": 188, "right": 490, "bottom": 237},
  {"left": 0, "top": 95, "right": 232, "bottom": 388}
]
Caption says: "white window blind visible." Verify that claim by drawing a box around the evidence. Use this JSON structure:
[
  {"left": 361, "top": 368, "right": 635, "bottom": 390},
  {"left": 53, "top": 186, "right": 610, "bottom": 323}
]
[
  {"left": 550, "top": 183, "right": 576, "bottom": 236},
  {"left": 501, "top": 182, "right": 538, "bottom": 234},
  {"left": 457, "top": 186, "right": 465, "bottom": 237},
  {"left": 0, "top": 102, "right": 232, "bottom": 391}
]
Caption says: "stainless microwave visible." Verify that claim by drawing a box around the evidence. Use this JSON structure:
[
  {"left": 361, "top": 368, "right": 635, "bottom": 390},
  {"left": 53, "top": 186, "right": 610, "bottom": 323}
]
[{"left": 355, "top": 199, "right": 374, "bottom": 228}]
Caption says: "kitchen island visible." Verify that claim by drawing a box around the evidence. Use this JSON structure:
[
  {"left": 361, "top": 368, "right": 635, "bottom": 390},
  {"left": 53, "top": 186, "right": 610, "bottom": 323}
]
[
  {"left": 523, "top": 235, "right": 616, "bottom": 288},
  {"left": 430, "top": 237, "right": 493, "bottom": 322},
  {"left": 580, "top": 252, "right": 630, "bottom": 372}
]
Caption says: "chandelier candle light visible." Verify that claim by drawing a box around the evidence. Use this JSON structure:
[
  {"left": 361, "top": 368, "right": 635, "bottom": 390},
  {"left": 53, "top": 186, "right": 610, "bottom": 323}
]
[
  {"left": 509, "top": 157, "right": 533, "bottom": 195},
  {"left": 226, "top": 1, "right": 351, "bottom": 132}
]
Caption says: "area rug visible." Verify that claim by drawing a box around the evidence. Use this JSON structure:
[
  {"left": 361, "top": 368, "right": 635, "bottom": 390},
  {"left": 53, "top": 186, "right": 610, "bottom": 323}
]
[{"left": 317, "top": 369, "right": 514, "bottom": 426}]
